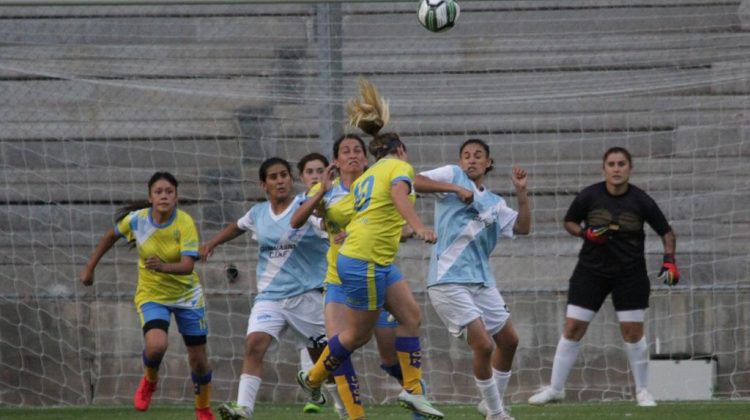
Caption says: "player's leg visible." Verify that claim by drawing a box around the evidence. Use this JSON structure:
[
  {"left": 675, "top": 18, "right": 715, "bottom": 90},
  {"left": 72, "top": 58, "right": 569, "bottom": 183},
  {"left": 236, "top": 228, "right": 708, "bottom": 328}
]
[
  {"left": 301, "top": 256, "right": 382, "bottom": 390},
  {"left": 134, "top": 302, "right": 170, "bottom": 412},
  {"left": 219, "top": 300, "right": 281, "bottom": 419},
  {"left": 176, "top": 306, "right": 215, "bottom": 420},
  {"left": 325, "top": 289, "right": 364, "bottom": 419},
  {"left": 384, "top": 276, "right": 443, "bottom": 419},
  {"left": 529, "top": 268, "right": 609, "bottom": 405},
  {"left": 613, "top": 271, "right": 655, "bottom": 407}
]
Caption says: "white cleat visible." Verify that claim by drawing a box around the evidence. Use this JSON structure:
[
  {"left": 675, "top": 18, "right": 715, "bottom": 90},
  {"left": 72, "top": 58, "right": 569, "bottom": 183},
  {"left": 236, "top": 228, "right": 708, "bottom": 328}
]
[
  {"left": 528, "top": 386, "right": 565, "bottom": 405},
  {"left": 217, "top": 402, "right": 251, "bottom": 420},
  {"left": 636, "top": 389, "right": 657, "bottom": 407},
  {"left": 397, "top": 390, "right": 445, "bottom": 419},
  {"left": 477, "top": 399, "right": 488, "bottom": 415}
]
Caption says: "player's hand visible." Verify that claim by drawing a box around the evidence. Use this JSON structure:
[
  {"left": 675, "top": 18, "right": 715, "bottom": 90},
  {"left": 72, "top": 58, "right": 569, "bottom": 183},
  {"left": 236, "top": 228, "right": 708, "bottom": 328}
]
[
  {"left": 198, "top": 245, "right": 213, "bottom": 262},
  {"left": 511, "top": 166, "right": 528, "bottom": 191},
  {"left": 456, "top": 187, "right": 474, "bottom": 204},
  {"left": 400, "top": 224, "right": 415, "bottom": 242},
  {"left": 333, "top": 231, "right": 348, "bottom": 245},
  {"left": 414, "top": 228, "right": 437, "bottom": 244},
  {"left": 79, "top": 267, "right": 94, "bottom": 286},
  {"left": 581, "top": 226, "right": 609, "bottom": 244},
  {"left": 144, "top": 256, "right": 164, "bottom": 272},
  {"left": 320, "top": 163, "right": 336, "bottom": 192},
  {"left": 658, "top": 254, "right": 680, "bottom": 286}
]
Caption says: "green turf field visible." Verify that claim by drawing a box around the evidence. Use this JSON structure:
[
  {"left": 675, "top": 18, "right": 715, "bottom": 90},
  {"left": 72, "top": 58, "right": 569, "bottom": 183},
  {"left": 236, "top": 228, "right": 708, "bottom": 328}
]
[{"left": 1, "top": 401, "right": 748, "bottom": 419}]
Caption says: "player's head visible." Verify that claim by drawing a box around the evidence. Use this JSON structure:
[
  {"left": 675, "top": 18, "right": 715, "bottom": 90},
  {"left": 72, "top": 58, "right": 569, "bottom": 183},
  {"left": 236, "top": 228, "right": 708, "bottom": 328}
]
[
  {"left": 259, "top": 157, "right": 294, "bottom": 200},
  {"left": 147, "top": 171, "right": 179, "bottom": 214},
  {"left": 333, "top": 134, "right": 368, "bottom": 176},
  {"left": 459, "top": 138, "right": 494, "bottom": 180},
  {"left": 297, "top": 152, "right": 329, "bottom": 188},
  {"left": 346, "top": 77, "right": 406, "bottom": 161},
  {"left": 602, "top": 146, "right": 632, "bottom": 187}
]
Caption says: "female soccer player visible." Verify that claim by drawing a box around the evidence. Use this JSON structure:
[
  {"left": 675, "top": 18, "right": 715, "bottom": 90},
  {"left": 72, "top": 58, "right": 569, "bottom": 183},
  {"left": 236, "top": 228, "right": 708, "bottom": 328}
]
[
  {"left": 201, "top": 158, "right": 329, "bottom": 420},
  {"left": 528, "top": 146, "right": 679, "bottom": 408},
  {"left": 292, "top": 135, "right": 421, "bottom": 420},
  {"left": 79, "top": 172, "right": 215, "bottom": 420},
  {"left": 297, "top": 78, "right": 444, "bottom": 419},
  {"left": 415, "top": 139, "right": 530, "bottom": 420},
  {"left": 295, "top": 152, "right": 337, "bottom": 416}
]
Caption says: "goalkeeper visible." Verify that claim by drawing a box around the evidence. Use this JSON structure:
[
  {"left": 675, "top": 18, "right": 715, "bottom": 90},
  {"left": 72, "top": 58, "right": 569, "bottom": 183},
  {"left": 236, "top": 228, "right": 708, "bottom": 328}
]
[{"left": 529, "top": 147, "right": 679, "bottom": 408}]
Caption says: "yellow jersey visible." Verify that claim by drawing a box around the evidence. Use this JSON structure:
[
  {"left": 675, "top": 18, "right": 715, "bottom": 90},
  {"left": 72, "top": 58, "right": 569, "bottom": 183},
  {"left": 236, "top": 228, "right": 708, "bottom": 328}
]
[
  {"left": 115, "top": 208, "right": 203, "bottom": 308},
  {"left": 308, "top": 178, "right": 355, "bottom": 285},
  {"left": 340, "top": 158, "right": 415, "bottom": 266}
]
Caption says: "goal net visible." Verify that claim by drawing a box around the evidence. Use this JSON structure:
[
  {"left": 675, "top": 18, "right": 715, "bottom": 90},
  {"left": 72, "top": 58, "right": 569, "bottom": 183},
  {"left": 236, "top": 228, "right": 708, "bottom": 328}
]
[{"left": 1, "top": 0, "right": 748, "bottom": 407}]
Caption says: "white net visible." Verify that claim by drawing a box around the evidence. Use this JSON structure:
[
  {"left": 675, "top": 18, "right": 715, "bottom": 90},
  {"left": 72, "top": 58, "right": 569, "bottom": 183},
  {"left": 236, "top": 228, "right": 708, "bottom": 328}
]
[{"left": 1, "top": 0, "right": 749, "bottom": 407}]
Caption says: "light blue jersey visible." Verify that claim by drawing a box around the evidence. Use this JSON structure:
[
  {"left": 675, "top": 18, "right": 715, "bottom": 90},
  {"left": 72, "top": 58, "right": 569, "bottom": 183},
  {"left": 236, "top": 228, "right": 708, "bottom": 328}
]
[
  {"left": 237, "top": 195, "right": 328, "bottom": 301},
  {"left": 421, "top": 165, "right": 518, "bottom": 288}
]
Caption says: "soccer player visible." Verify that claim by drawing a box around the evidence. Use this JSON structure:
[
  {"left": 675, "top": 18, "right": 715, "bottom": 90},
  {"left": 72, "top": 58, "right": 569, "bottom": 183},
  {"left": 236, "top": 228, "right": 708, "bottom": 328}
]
[
  {"left": 292, "top": 135, "right": 426, "bottom": 420},
  {"left": 296, "top": 78, "right": 444, "bottom": 419},
  {"left": 79, "top": 172, "right": 215, "bottom": 420},
  {"left": 201, "top": 158, "right": 329, "bottom": 420},
  {"left": 295, "top": 152, "right": 336, "bottom": 416},
  {"left": 528, "top": 146, "right": 680, "bottom": 407},
  {"left": 415, "top": 139, "right": 530, "bottom": 420}
]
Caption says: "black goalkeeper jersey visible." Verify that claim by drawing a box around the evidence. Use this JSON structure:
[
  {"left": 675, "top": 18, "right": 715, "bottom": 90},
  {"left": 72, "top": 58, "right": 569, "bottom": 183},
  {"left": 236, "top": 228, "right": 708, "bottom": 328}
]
[{"left": 565, "top": 182, "right": 672, "bottom": 274}]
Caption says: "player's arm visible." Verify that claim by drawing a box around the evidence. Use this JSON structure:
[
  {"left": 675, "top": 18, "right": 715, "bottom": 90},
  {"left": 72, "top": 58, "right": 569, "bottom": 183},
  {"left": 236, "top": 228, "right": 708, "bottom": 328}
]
[
  {"left": 658, "top": 229, "right": 680, "bottom": 286},
  {"left": 199, "top": 223, "right": 244, "bottom": 262},
  {"left": 511, "top": 166, "right": 531, "bottom": 235},
  {"left": 79, "top": 228, "right": 120, "bottom": 286},
  {"left": 144, "top": 255, "right": 195, "bottom": 275},
  {"left": 414, "top": 174, "right": 473, "bottom": 204},
  {"left": 290, "top": 164, "right": 335, "bottom": 229},
  {"left": 391, "top": 180, "right": 436, "bottom": 244}
]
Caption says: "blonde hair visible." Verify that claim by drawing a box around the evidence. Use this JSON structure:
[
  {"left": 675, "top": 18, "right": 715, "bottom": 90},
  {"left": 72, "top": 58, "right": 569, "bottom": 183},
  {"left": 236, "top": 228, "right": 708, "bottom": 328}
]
[{"left": 346, "top": 77, "right": 403, "bottom": 159}]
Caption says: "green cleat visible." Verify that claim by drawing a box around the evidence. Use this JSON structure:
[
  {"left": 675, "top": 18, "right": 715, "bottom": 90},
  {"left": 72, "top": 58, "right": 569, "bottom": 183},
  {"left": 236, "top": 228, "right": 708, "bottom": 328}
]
[
  {"left": 302, "top": 401, "right": 324, "bottom": 413},
  {"left": 217, "top": 401, "right": 250, "bottom": 420}
]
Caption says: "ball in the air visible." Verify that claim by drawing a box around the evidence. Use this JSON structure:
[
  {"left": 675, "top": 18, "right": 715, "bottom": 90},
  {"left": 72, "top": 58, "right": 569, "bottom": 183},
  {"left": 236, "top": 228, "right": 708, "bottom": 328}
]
[{"left": 417, "top": 0, "right": 460, "bottom": 33}]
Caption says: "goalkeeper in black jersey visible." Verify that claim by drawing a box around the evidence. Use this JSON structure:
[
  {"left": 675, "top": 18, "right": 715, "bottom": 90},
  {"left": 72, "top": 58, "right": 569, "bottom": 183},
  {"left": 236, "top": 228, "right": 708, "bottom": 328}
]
[{"left": 529, "top": 146, "right": 679, "bottom": 408}]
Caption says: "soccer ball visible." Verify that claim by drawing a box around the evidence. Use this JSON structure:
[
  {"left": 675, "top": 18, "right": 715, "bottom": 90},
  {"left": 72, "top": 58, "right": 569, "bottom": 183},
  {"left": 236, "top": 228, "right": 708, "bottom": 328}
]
[{"left": 417, "top": 0, "right": 460, "bottom": 33}]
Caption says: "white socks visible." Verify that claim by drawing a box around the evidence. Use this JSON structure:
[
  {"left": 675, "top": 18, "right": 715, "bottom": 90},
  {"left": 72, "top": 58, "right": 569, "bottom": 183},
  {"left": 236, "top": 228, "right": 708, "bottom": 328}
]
[
  {"left": 550, "top": 336, "right": 582, "bottom": 391},
  {"left": 237, "top": 374, "right": 262, "bottom": 416},
  {"left": 492, "top": 368, "right": 511, "bottom": 402},
  {"left": 624, "top": 337, "right": 649, "bottom": 391},
  {"left": 475, "top": 376, "right": 502, "bottom": 415}
]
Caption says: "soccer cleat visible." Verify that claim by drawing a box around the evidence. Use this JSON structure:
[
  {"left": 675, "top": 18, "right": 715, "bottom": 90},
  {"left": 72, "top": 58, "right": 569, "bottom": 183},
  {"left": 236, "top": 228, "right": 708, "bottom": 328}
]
[
  {"left": 397, "top": 390, "right": 444, "bottom": 420},
  {"left": 296, "top": 370, "right": 326, "bottom": 406},
  {"left": 636, "top": 389, "right": 657, "bottom": 407},
  {"left": 528, "top": 386, "right": 565, "bottom": 405},
  {"left": 217, "top": 402, "right": 251, "bottom": 420},
  {"left": 133, "top": 376, "right": 157, "bottom": 411},
  {"left": 302, "top": 401, "right": 323, "bottom": 414},
  {"left": 195, "top": 407, "right": 216, "bottom": 420},
  {"left": 486, "top": 407, "right": 515, "bottom": 420}
]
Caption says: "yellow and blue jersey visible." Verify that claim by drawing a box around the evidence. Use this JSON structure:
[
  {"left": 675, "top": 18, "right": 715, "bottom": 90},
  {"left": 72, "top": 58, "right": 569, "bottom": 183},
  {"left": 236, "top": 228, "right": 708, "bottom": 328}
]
[
  {"left": 308, "top": 178, "right": 355, "bottom": 285},
  {"left": 340, "top": 158, "right": 415, "bottom": 266},
  {"left": 115, "top": 208, "right": 203, "bottom": 309}
]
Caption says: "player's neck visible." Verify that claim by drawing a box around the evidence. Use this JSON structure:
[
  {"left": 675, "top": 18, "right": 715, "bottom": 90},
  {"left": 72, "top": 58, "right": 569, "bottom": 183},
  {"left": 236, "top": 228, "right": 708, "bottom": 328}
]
[
  {"left": 606, "top": 182, "right": 629, "bottom": 196},
  {"left": 340, "top": 171, "right": 362, "bottom": 189},
  {"left": 269, "top": 195, "right": 293, "bottom": 214},
  {"left": 150, "top": 207, "right": 174, "bottom": 225}
]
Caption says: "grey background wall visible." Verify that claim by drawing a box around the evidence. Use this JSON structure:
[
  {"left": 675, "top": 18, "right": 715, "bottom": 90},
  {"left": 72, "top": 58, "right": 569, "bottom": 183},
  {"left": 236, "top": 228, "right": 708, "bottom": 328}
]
[{"left": 1, "top": 0, "right": 748, "bottom": 406}]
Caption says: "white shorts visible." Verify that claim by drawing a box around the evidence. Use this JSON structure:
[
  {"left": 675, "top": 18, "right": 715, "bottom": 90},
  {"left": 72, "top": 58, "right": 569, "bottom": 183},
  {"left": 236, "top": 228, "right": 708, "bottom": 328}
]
[
  {"left": 246, "top": 290, "right": 326, "bottom": 353},
  {"left": 428, "top": 284, "right": 510, "bottom": 340}
]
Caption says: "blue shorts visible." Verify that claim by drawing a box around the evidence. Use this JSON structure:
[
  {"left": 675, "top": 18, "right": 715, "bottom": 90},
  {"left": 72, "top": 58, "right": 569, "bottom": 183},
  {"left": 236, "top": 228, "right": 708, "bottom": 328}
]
[
  {"left": 137, "top": 302, "right": 208, "bottom": 337},
  {"left": 326, "top": 283, "right": 398, "bottom": 327},
  {"left": 336, "top": 254, "right": 403, "bottom": 311}
]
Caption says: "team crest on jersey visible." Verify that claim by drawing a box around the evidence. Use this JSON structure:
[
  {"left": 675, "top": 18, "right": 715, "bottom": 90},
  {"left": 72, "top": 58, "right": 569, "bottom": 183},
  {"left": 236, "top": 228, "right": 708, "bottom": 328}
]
[{"left": 173, "top": 230, "right": 181, "bottom": 242}]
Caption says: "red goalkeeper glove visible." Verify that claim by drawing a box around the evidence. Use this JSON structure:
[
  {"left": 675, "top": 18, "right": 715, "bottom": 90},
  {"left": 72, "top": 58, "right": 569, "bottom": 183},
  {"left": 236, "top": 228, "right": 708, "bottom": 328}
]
[
  {"left": 658, "top": 254, "right": 680, "bottom": 286},
  {"left": 580, "top": 226, "right": 609, "bottom": 244}
]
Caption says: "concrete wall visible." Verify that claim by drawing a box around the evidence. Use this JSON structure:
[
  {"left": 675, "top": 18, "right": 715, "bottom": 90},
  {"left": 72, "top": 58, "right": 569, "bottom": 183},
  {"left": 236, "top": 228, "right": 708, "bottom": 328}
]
[{"left": 1, "top": 0, "right": 748, "bottom": 406}]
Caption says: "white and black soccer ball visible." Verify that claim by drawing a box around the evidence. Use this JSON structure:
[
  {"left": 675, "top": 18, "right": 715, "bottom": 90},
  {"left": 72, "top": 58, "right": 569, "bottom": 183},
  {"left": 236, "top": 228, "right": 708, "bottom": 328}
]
[{"left": 417, "top": 0, "right": 460, "bottom": 33}]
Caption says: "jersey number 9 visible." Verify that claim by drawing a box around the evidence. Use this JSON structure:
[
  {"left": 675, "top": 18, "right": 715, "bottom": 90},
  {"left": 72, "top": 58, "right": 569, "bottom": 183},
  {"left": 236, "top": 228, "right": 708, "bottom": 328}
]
[{"left": 353, "top": 176, "right": 375, "bottom": 212}]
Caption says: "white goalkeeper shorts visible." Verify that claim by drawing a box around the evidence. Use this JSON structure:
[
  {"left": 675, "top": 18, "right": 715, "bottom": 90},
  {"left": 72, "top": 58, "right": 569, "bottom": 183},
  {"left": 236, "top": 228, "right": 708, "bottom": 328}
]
[
  {"left": 246, "top": 290, "right": 327, "bottom": 353},
  {"left": 428, "top": 283, "right": 510, "bottom": 340}
]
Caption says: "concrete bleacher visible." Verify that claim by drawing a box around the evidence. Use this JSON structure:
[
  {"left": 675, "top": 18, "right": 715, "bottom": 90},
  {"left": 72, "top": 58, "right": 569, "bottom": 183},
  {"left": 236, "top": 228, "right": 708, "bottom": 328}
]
[{"left": 1, "top": 0, "right": 748, "bottom": 407}]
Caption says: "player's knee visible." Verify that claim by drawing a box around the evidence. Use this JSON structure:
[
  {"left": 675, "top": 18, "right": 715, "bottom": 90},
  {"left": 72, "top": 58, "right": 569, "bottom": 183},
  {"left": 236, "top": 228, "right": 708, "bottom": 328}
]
[
  {"left": 470, "top": 338, "right": 494, "bottom": 359},
  {"left": 244, "top": 334, "right": 270, "bottom": 361}
]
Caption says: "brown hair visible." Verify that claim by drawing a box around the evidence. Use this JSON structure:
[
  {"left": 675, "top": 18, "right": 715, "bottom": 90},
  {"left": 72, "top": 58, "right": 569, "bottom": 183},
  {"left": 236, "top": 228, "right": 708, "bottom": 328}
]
[{"left": 603, "top": 146, "right": 633, "bottom": 167}]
